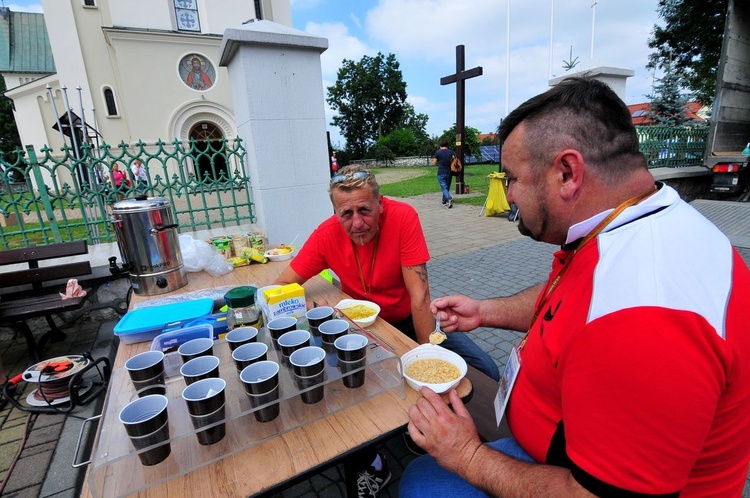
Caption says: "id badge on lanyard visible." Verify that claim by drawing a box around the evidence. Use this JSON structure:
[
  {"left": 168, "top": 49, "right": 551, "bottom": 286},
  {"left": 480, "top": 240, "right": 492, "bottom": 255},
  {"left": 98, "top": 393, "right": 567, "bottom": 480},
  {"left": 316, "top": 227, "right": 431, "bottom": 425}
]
[{"left": 494, "top": 345, "right": 522, "bottom": 427}]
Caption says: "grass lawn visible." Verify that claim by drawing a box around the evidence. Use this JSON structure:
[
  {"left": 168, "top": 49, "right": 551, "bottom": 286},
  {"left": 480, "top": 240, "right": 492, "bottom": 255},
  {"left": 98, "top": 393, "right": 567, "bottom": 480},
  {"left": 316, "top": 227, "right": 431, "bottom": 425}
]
[{"left": 372, "top": 164, "right": 503, "bottom": 206}]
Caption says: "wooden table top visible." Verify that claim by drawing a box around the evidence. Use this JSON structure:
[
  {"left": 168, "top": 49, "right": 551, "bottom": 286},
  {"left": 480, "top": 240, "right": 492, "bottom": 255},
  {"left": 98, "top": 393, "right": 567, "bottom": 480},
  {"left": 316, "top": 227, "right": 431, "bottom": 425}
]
[{"left": 81, "top": 261, "right": 425, "bottom": 498}]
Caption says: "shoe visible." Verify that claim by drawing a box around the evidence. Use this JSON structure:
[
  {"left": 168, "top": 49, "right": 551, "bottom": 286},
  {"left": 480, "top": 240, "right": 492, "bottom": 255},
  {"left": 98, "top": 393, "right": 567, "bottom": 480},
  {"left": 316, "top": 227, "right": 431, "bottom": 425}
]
[
  {"left": 447, "top": 199, "right": 453, "bottom": 208},
  {"left": 403, "top": 431, "right": 426, "bottom": 456},
  {"left": 357, "top": 452, "right": 392, "bottom": 498}
]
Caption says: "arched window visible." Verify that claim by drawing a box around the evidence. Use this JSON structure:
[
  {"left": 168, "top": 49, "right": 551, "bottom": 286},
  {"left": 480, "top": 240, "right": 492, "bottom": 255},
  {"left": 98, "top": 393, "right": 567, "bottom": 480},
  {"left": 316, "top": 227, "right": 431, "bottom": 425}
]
[{"left": 103, "top": 87, "right": 118, "bottom": 116}]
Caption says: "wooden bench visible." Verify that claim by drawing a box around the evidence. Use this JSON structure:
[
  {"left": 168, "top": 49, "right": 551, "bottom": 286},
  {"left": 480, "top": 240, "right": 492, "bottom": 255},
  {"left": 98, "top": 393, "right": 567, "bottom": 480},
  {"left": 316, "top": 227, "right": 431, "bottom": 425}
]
[{"left": 0, "top": 241, "right": 92, "bottom": 364}]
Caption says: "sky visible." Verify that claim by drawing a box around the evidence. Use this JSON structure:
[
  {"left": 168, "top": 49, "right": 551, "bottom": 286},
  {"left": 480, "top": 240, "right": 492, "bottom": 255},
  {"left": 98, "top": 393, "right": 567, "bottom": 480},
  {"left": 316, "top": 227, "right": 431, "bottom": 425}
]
[{"left": 5, "top": 0, "right": 664, "bottom": 149}]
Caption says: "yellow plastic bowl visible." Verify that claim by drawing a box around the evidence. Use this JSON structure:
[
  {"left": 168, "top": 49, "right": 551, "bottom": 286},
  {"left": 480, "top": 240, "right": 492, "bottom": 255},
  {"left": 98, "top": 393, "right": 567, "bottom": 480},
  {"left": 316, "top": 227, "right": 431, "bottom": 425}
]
[{"left": 400, "top": 344, "right": 467, "bottom": 394}]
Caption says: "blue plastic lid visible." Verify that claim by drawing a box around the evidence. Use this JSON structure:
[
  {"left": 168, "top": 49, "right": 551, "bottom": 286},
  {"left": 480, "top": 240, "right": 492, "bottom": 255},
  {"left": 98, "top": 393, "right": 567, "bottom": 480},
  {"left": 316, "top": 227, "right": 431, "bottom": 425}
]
[{"left": 114, "top": 298, "right": 214, "bottom": 336}]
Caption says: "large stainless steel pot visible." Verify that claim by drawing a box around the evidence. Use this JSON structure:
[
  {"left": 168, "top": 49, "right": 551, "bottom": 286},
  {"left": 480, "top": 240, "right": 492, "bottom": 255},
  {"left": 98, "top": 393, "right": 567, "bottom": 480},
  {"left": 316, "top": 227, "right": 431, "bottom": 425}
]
[{"left": 112, "top": 195, "right": 187, "bottom": 295}]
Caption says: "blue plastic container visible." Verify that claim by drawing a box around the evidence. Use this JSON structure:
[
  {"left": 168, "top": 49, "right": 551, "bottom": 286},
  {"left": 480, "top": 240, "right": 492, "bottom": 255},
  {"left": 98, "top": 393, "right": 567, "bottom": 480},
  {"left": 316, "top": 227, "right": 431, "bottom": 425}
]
[{"left": 114, "top": 298, "right": 214, "bottom": 344}]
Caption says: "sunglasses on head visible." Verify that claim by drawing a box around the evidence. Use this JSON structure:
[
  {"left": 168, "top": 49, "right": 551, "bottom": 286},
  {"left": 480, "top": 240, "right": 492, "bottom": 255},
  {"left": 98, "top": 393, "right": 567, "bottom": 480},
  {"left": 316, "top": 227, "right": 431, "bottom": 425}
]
[{"left": 330, "top": 171, "right": 370, "bottom": 185}]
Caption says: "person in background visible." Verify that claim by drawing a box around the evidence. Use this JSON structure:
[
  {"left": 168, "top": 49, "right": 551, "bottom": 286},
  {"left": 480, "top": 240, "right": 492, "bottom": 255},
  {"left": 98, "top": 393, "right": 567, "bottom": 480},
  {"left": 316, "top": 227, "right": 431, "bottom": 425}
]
[
  {"left": 433, "top": 139, "right": 454, "bottom": 208},
  {"left": 399, "top": 77, "right": 750, "bottom": 497},
  {"left": 331, "top": 151, "right": 338, "bottom": 175},
  {"left": 274, "top": 165, "right": 500, "bottom": 497},
  {"left": 130, "top": 159, "right": 148, "bottom": 192},
  {"left": 110, "top": 163, "right": 130, "bottom": 201}
]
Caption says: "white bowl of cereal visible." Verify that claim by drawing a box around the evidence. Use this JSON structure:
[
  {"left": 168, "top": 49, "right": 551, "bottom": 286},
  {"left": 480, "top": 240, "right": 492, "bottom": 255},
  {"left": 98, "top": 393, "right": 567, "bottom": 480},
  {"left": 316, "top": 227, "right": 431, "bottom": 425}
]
[
  {"left": 400, "top": 344, "right": 467, "bottom": 394},
  {"left": 335, "top": 299, "right": 381, "bottom": 327}
]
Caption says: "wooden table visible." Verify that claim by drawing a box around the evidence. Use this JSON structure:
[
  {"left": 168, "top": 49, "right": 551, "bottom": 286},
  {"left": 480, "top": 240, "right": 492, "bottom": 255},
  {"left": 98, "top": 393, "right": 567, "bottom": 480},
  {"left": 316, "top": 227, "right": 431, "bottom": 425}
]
[{"left": 81, "top": 260, "right": 502, "bottom": 497}]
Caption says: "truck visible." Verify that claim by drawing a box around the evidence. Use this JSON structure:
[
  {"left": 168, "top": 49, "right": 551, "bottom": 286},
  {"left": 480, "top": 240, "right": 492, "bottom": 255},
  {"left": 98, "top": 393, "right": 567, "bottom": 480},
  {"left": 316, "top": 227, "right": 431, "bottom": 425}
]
[{"left": 705, "top": 0, "right": 750, "bottom": 199}]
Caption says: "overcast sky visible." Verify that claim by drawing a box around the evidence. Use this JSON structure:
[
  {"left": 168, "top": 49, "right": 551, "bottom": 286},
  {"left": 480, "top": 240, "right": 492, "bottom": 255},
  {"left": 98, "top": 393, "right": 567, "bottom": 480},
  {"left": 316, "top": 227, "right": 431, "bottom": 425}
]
[{"left": 7, "top": 0, "right": 664, "bottom": 148}]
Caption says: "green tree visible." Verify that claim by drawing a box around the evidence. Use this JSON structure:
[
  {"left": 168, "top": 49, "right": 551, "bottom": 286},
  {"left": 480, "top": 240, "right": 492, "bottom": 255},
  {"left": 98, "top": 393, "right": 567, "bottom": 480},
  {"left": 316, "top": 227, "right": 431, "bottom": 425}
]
[
  {"left": 375, "top": 128, "right": 419, "bottom": 157},
  {"left": 438, "top": 125, "right": 481, "bottom": 161},
  {"left": 648, "top": 0, "right": 727, "bottom": 106},
  {"left": 0, "top": 78, "right": 22, "bottom": 157},
  {"left": 646, "top": 61, "right": 688, "bottom": 125},
  {"left": 327, "top": 52, "right": 408, "bottom": 159}
]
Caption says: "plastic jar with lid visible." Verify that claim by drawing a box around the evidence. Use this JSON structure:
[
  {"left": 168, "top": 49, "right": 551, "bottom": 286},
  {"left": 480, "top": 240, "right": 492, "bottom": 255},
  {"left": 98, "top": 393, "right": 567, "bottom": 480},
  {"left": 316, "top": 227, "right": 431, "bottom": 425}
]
[{"left": 224, "top": 286, "right": 261, "bottom": 330}]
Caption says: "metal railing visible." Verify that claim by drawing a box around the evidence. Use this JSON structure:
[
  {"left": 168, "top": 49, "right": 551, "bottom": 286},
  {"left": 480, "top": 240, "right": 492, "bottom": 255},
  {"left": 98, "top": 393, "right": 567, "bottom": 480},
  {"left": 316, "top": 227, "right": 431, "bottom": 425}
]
[
  {"left": 0, "top": 138, "right": 253, "bottom": 250},
  {"left": 636, "top": 124, "right": 708, "bottom": 168}
]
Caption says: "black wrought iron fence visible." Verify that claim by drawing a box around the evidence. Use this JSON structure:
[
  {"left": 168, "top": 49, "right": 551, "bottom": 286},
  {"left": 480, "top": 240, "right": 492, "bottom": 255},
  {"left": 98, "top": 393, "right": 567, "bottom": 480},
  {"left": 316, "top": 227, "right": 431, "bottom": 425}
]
[{"left": 0, "top": 138, "right": 252, "bottom": 250}]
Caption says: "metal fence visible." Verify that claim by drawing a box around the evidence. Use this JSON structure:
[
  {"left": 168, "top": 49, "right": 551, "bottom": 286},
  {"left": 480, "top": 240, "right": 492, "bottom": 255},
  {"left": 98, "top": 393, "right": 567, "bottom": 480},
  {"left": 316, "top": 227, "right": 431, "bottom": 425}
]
[
  {"left": 0, "top": 138, "right": 252, "bottom": 250},
  {"left": 637, "top": 124, "right": 708, "bottom": 168}
]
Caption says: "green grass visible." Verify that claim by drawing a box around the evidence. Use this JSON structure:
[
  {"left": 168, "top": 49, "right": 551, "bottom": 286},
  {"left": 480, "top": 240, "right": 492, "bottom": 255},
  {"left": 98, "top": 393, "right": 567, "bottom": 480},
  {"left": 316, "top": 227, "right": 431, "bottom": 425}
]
[
  {"left": 2, "top": 219, "right": 112, "bottom": 249},
  {"left": 372, "top": 164, "right": 503, "bottom": 206}
]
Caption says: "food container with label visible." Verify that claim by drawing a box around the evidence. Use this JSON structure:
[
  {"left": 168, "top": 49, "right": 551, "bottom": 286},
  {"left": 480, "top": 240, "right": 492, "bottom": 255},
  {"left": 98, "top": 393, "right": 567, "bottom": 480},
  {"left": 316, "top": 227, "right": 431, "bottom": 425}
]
[{"left": 224, "top": 286, "right": 261, "bottom": 330}]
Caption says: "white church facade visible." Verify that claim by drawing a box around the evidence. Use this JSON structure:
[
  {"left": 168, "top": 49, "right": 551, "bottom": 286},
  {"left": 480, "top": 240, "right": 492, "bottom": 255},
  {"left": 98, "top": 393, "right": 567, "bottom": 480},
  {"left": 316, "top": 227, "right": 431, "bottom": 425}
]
[{"left": 1, "top": 0, "right": 291, "bottom": 162}]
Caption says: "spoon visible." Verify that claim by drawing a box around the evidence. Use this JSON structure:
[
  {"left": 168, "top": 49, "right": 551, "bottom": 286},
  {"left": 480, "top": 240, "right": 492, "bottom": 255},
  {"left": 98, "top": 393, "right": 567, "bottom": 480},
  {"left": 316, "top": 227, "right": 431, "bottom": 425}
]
[{"left": 429, "top": 315, "right": 447, "bottom": 345}]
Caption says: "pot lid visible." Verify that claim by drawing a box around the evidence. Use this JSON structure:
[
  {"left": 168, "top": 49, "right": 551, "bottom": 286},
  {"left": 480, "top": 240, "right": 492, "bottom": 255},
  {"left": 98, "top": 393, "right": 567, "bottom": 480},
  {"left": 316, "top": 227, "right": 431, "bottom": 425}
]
[{"left": 113, "top": 195, "right": 172, "bottom": 213}]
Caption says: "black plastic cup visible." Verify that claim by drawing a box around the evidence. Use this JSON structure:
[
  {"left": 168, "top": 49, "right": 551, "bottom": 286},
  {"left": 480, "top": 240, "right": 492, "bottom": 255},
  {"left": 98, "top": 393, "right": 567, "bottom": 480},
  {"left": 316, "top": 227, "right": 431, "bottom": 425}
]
[
  {"left": 119, "top": 394, "right": 170, "bottom": 437},
  {"left": 338, "top": 358, "right": 367, "bottom": 388},
  {"left": 333, "top": 334, "right": 368, "bottom": 362},
  {"left": 319, "top": 319, "right": 349, "bottom": 345},
  {"left": 132, "top": 374, "right": 167, "bottom": 397},
  {"left": 240, "top": 361, "right": 279, "bottom": 395},
  {"left": 305, "top": 306, "right": 334, "bottom": 329},
  {"left": 119, "top": 394, "right": 171, "bottom": 466},
  {"left": 225, "top": 326, "right": 258, "bottom": 351},
  {"left": 247, "top": 386, "right": 280, "bottom": 422},
  {"left": 188, "top": 404, "right": 226, "bottom": 445},
  {"left": 266, "top": 316, "right": 297, "bottom": 344},
  {"left": 293, "top": 370, "right": 325, "bottom": 404},
  {"left": 289, "top": 346, "right": 326, "bottom": 377},
  {"left": 126, "top": 419, "right": 171, "bottom": 466},
  {"left": 181, "top": 377, "right": 226, "bottom": 416},
  {"left": 232, "top": 342, "right": 268, "bottom": 372},
  {"left": 180, "top": 355, "right": 220, "bottom": 386},
  {"left": 178, "top": 337, "right": 214, "bottom": 364},
  {"left": 277, "top": 330, "right": 311, "bottom": 364},
  {"left": 125, "top": 351, "right": 165, "bottom": 381}
]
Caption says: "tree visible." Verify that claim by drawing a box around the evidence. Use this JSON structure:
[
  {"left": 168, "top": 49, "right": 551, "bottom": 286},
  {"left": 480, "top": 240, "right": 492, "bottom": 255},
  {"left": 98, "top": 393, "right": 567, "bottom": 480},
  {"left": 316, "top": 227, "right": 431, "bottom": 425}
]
[
  {"left": 438, "top": 125, "right": 481, "bottom": 161},
  {"left": 646, "top": 61, "right": 688, "bottom": 126},
  {"left": 375, "top": 128, "right": 419, "bottom": 157},
  {"left": 327, "top": 53, "right": 408, "bottom": 159},
  {"left": 648, "top": 0, "right": 727, "bottom": 106},
  {"left": 0, "top": 77, "right": 22, "bottom": 157}
]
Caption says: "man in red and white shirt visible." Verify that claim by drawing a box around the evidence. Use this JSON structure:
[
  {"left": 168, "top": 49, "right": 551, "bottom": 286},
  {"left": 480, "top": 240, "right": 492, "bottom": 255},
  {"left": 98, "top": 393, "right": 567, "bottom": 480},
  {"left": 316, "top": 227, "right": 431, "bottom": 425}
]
[{"left": 401, "top": 78, "right": 750, "bottom": 497}]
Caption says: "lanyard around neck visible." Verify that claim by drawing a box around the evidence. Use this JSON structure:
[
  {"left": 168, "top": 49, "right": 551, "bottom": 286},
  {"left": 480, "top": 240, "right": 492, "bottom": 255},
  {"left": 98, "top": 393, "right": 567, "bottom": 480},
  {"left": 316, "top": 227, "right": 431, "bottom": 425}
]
[
  {"left": 352, "top": 232, "right": 379, "bottom": 297},
  {"left": 522, "top": 186, "right": 657, "bottom": 349}
]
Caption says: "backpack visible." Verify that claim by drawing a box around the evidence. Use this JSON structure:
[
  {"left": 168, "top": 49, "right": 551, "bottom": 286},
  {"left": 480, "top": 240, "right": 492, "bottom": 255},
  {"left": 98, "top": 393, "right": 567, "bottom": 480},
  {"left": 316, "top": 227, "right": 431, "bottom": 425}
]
[{"left": 450, "top": 155, "right": 462, "bottom": 173}]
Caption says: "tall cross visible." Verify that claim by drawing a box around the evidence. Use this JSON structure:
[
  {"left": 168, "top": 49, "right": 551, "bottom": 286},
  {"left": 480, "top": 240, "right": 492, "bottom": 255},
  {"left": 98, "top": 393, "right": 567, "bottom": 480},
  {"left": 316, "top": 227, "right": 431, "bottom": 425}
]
[{"left": 441, "top": 45, "right": 482, "bottom": 194}]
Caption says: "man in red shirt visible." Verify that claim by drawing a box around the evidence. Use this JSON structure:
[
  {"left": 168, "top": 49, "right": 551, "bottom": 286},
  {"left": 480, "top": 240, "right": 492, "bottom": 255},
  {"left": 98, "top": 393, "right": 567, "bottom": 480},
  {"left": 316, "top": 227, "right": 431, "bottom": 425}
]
[
  {"left": 400, "top": 78, "right": 750, "bottom": 497},
  {"left": 275, "top": 165, "right": 499, "bottom": 497}
]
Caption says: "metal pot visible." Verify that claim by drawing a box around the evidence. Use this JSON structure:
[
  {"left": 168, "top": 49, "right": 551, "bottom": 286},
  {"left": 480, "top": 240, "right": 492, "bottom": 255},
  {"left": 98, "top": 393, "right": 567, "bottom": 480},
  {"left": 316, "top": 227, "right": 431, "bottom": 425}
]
[{"left": 112, "top": 195, "right": 187, "bottom": 295}]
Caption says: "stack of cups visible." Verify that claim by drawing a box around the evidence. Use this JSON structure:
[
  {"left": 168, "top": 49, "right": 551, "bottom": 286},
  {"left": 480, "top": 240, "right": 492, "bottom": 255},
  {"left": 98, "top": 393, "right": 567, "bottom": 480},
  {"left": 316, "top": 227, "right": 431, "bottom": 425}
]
[
  {"left": 277, "top": 330, "right": 311, "bottom": 366},
  {"left": 319, "top": 319, "right": 350, "bottom": 350},
  {"left": 289, "top": 346, "right": 326, "bottom": 404},
  {"left": 181, "top": 377, "right": 227, "bottom": 445},
  {"left": 240, "top": 361, "right": 280, "bottom": 422},
  {"left": 119, "top": 394, "right": 171, "bottom": 466},
  {"left": 225, "top": 326, "right": 258, "bottom": 351},
  {"left": 125, "top": 351, "right": 167, "bottom": 397},
  {"left": 178, "top": 337, "right": 214, "bottom": 363},
  {"left": 266, "top": 317, "right": 297, "bottom": 348},
  {"left": 334, "top": 334, "right": 369, "bottom": 388},
  {"left": 231, "top": 342, "right": 268, "bottom": 373},
  {"left": 305, "top": 306, "right": 334, "bottom": 336},
  {"left": 180, "top": 355, "right": 220, "bottom": 385}
]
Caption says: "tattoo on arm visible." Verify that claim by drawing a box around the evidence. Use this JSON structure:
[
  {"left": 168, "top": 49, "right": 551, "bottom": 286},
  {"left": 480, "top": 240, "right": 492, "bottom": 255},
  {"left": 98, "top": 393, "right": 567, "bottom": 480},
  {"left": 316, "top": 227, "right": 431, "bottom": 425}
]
[{"left": 406, "top": 264, "right": 429, "bottom": 286}]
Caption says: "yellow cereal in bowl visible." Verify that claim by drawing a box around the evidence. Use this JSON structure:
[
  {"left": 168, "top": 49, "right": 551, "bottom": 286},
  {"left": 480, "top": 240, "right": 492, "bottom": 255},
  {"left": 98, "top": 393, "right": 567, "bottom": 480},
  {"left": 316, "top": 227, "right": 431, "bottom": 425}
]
[{"left": 404, "top": 358, "right": 461, "bottom": 384}]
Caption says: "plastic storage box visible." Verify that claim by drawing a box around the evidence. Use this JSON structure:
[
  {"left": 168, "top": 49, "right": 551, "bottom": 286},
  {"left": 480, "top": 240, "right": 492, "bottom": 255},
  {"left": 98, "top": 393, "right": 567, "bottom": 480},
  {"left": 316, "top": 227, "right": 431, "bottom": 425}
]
[
  {"left": 150, "top": 323, "right": 214, "bottom": 377},
  {"left": 114, "top": 298, "right": 214, "bottom": 344}
]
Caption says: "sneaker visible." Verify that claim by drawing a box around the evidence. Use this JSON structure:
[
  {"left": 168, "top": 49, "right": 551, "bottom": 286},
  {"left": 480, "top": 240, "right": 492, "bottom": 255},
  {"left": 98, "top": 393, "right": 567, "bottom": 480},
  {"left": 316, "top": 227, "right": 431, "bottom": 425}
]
[
  {"left": 357, "top": 452, "right": 392, "bottom": 498},
  {"left": 403, "top": 431, "right": 426, "bottom": 456},
  {"left": 447, "top": 199, "right": 454, "bottom": 209}
]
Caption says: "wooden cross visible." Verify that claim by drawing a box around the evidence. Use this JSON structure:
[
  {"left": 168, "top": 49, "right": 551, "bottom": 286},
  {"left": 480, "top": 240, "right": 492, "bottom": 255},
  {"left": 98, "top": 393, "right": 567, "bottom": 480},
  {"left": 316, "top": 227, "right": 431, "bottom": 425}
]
[{"left": 441, "top": 45, "right": 482, "bottom": 194}]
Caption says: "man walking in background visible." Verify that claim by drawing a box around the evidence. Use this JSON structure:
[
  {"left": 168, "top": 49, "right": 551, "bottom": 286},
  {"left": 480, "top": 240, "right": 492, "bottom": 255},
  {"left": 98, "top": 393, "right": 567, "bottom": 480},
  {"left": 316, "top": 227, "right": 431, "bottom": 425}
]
[{"left": 433, "top": 139, "right": 454, "bottom": 208}]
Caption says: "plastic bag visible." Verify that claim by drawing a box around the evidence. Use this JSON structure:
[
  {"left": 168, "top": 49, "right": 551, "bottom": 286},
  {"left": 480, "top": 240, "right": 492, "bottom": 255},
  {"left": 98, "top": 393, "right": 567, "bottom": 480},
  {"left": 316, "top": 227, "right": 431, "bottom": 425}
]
[{"left": 179, "top": 234, "right": 233, "bottom": 277}]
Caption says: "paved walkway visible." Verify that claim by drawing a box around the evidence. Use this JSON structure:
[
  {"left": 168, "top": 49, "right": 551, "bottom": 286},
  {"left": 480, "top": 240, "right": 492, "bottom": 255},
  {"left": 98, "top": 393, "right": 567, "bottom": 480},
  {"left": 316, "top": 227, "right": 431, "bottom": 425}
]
[{"left": 1, "top": 190, "right": 748, "bottom": 497}]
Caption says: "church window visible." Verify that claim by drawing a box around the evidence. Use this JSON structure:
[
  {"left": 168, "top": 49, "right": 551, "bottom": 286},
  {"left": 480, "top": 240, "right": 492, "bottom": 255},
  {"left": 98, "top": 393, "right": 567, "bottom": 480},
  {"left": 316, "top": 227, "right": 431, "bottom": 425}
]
[
  {"left": 103, "top": 87, "right": 118, "bottom": 117},
  {"left": 83, "top": 0, "right": 97, "bottom": 7},
  {"left": 254, "top": 0, "right": 263, "bottom": 19},
  {"left": 174, "top": 0, "right": 201, "bottom": 32}
]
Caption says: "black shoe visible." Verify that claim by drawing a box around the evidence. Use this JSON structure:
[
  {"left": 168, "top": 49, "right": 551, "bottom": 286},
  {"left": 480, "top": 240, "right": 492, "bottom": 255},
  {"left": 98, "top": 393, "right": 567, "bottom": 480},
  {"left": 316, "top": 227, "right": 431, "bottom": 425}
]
[
  {"left": 403, "top": 431, "right": 426, "bottom": 456},
  {"left": 447, "top": 199, "right": 454, "bottom": 208},
  {"left": 357, "top": 452, "right": 392, "bottom": 498}
]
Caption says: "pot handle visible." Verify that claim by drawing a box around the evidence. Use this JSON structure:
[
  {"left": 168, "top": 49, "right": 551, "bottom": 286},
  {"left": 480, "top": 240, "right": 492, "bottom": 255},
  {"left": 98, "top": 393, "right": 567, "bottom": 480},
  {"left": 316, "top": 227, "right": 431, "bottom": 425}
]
[{"left": 150, "top": 223, "right": 178, "bottom": 234}]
